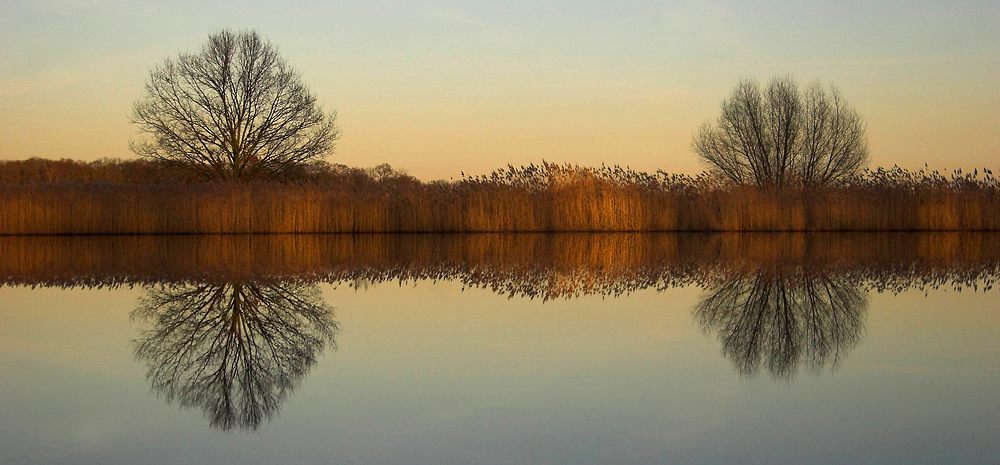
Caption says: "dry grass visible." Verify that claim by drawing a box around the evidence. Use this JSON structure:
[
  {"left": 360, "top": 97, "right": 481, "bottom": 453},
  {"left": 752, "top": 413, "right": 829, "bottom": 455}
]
[{"left": 0, "top": 162, "right": 998, "bottom": 234}]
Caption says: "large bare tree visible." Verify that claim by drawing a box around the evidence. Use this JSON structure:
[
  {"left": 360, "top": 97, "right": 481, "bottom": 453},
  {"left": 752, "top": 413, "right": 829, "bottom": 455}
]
[
  {"left": 693, "top": 76, "right": 869, "bottom": 188},
  {"left": 132, "top": 279, "right": 338, "bottom": 431},
  {"left": 131, "top": 30, "right": 340, "bottom": 180}
]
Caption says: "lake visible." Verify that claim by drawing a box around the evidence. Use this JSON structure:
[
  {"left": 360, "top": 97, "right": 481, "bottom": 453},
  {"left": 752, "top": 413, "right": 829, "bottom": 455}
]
[{"left": 1, "top": 233, "right": 998, "bottom": 464}]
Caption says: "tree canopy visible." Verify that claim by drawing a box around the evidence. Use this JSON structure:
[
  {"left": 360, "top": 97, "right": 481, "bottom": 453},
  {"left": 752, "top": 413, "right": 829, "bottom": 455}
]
[
  {"left": 132, "top": 280, "right": 338, "bottom": 431},
  {"left": 131, "top": 30, "right": 339, "bottom": 180},
  {"left": 694, "top": 76, "right": 869, "bottom": 188}
]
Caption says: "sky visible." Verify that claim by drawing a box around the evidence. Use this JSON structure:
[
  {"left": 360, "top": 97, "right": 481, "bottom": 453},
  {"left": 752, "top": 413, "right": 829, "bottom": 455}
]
[{"left": 1, "top": 0, "right": 998, "bottom": 181}]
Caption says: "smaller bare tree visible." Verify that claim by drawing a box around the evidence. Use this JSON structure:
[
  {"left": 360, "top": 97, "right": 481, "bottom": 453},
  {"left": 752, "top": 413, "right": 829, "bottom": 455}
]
[
  {"left": 131, "top": 30, "right": 340, "bottom": 180},
  {"left": 695, "top": 269, "right": 867, "bottom": 380},
  {"left": 693, "top": 75, "right": 869, "bottom": 188}
]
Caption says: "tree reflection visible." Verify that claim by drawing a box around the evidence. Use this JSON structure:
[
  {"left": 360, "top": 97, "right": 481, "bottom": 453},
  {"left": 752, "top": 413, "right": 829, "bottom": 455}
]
[
  {"left": 695, "top": 270, "right": 867, "bottom": 380},
  {"left": 131, "top": 280, "right": 338, "bottom": 431}
]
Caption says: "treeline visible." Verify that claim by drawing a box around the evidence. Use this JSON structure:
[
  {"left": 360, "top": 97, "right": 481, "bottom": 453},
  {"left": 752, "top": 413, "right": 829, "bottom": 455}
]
[
  {"left": 0, "top": 158, "right": 998, "bottom": 233},
  {"left": 0, "top": 157, "right": 411, "bottom": 186}
]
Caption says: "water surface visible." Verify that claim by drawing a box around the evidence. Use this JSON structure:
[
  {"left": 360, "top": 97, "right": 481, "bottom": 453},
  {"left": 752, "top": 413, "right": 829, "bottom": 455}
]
[{"left": 1, "top": 233, "right": 998, "bottom": 464}]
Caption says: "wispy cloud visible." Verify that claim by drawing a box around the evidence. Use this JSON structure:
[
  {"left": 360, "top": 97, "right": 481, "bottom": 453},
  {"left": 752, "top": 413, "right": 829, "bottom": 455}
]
[
  {"left": 416, "top": 2, "right": 533, "bottom": 51},
  {"left": 0, "top": 75, "right": 91, "bottom": 99},
  {"left": 656, "top": 55, "right": 1000, "bottom": 72},
  {"left": 420, "top": 3, "right": 497, "bottom": 30},
  {"left": 0, "top": 43, "right": 158, "bottom": 99},
  {"left": 43, "top": 0, "right": 129, "bottom": 16}
]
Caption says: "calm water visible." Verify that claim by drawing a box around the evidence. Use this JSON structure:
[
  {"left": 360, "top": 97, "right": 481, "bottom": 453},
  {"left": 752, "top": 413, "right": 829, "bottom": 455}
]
[{"left": 1, "top": 233, "right": 998, "bottom": 464}]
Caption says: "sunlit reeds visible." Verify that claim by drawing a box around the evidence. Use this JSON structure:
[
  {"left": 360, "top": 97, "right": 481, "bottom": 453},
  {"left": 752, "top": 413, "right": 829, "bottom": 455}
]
[{"left": 1, "top": 160, "right": 998, "bottom": 234}]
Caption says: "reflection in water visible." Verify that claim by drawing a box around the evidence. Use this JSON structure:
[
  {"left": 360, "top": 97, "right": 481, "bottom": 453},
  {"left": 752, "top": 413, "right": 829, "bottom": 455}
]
[
  {"left": 1, "top": 233, "right": 996, "bottom": 296},
  {"left": 695, "top": 270, "right": 867, "bottom": 380},
  {"left": 0, "top": 233, "right": 996, "bottom": 391},
  {"left": 131, "top": 281, "right": 339, "bottom": 431}
]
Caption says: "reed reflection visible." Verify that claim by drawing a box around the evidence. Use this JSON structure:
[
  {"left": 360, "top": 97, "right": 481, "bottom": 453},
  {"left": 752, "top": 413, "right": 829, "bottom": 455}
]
[
  {"left": 1, "top": 233, "right": 996, "bottom": 387},
  {"left": 695, "top": 270, "right": 867, "bottom": 380},
  {"left": 131, "top": 280, "right": 338, "bottom": 431}
]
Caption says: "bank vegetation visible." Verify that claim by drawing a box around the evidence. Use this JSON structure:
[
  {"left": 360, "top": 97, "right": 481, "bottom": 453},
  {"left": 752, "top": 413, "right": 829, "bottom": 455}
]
[{"left": 1, "top": 158, "right": 998, "bottom": 234}]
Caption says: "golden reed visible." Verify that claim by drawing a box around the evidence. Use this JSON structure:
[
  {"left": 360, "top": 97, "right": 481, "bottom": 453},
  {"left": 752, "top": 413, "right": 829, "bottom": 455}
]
[
  {"left": 1, "top": 162, "right": 997, "bottom": 234},
  {"left": 1, "top": 182, "right": 998, "bottom": 234}
]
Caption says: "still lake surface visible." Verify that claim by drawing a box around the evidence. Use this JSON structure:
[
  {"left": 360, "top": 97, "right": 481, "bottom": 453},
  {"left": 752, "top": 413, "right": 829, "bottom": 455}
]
[{"left": 1, "top": 233, "right": 998, "bottom": 464}]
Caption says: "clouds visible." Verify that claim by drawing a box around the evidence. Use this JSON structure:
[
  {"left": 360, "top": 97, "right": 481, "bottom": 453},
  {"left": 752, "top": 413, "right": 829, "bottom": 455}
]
[
  {"left": 41, "top": 0, "right": 130, "bottom": 15},
  {"left": 0, "top": 75, "right": 89, "bottom": 99}
]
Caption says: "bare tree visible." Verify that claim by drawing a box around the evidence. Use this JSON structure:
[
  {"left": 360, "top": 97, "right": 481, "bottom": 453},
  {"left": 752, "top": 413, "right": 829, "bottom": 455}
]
[
  {"left": 131, "top": 30, "right": 340, "bottom": 180},
  {"left": 132, "top": 280, "right": 338, "bottom": 431},
  {"left": 695, "top": 269, "right": 867, "bottom": 380},
  {"left": 694, "top": 76, "right": 869, "bottom": 188}
]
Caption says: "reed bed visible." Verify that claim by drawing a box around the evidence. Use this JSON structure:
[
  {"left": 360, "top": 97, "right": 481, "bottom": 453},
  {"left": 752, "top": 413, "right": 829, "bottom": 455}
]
[{"left": 1, "top": 161, "right": 998, "bottom": 234}]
